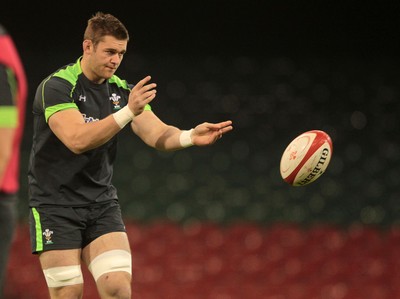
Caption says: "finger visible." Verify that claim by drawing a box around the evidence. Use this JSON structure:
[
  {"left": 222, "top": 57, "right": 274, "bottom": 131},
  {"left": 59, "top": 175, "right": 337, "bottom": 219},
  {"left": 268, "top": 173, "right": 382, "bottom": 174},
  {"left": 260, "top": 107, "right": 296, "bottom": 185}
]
[
  {"left": 142, "top": 83, "right": 157, "bottom": 92},
  {"left": 206, "top": 120, "right": 233, "bottom": 130},
  {"left": 144, "top": 88, "right": 157, "bottom": 96},
  {"left": 218, "top": 128, "right": 224, "bottom": 138},
  {"left": 144, "top": 92, "right": 156, "bottom": 104},
  {"left": 219, "top": 126, "right": 233, "bottom": 135},
  {"left": 135, "top": 75, "right": 152, "bottom": 88},
  {"left": 218, "top": 120, "right": 233, "bottom": 128},
  {"left": 143, "top": 89, "right": 157, "bottom": 100},
  {"left": 131, "top": 82, "right": 156, "bottom": 98}
]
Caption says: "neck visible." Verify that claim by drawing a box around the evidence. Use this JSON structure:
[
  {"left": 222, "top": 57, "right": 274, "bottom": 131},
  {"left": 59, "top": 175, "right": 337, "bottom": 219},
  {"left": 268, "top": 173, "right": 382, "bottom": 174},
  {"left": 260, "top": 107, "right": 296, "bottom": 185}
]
[{"left": 80, "top": 56, "right": 105, "bottom": 84}]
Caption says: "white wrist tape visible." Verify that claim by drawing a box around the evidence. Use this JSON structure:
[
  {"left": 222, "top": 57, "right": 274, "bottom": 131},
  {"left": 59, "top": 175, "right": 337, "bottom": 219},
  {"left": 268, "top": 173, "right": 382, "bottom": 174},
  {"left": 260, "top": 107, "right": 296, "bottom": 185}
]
[
  {"left": 179, "top": 129, "right": 194, "bottom": 148},
  {"left": 113, "top": 106, "right": 134, "bottom": 128}
]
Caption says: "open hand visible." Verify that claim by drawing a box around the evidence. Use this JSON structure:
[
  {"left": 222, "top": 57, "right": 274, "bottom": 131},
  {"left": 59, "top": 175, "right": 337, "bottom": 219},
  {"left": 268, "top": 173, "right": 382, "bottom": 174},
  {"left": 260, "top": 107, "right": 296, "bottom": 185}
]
[
  {"left": 191, "top": 120, "right": 233, "bottom": 146},
  {"left": 128, "top": 76, "right": 157, "bottom": 116}
]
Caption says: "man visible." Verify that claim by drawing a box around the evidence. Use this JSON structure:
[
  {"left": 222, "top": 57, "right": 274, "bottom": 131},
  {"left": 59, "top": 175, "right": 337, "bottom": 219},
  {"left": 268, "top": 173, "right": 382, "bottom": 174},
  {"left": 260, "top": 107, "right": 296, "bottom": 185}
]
[
  {"left": 0, "top": 24, "right": 28, "bottom": 298},
  {"left": 28, "top": 12, "right": 233, "bottom": 299}
]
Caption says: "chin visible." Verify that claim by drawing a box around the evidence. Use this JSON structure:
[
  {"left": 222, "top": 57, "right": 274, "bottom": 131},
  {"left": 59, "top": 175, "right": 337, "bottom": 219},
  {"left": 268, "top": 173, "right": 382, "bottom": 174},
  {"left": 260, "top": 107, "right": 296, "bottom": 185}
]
[
  {"left": 105, "top": 70, "right": 116, "bottom": 78},
  {"left": 102, "top": 72, "right": 113, "bottom": 80}
]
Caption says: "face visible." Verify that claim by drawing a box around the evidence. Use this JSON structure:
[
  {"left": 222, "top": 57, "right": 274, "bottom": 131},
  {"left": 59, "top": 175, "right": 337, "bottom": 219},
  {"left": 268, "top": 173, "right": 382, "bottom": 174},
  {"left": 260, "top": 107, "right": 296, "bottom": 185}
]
[{"left": 83, "top": 35, "right": 127, "bottom": 83}]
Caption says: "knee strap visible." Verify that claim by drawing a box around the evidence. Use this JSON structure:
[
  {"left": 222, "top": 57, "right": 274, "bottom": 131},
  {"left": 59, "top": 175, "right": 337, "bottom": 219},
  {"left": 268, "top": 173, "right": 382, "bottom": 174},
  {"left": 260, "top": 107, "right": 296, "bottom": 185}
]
[
  {"left": 43, "top": 265, "right": 83, "bottom": 288},
  {"left": 88, "top": 249, "right": 132, "bottom": 281}
]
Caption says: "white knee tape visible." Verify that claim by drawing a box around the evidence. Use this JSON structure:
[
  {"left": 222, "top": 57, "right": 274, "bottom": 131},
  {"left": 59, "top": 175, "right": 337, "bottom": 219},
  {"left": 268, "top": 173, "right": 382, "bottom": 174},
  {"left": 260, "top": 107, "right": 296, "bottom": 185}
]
[
  {"left": 43, "top": 265, "right": 83, "bottom": 288},
  {"left": 88, "top": 249, "right": 132, "bottom": 281}
]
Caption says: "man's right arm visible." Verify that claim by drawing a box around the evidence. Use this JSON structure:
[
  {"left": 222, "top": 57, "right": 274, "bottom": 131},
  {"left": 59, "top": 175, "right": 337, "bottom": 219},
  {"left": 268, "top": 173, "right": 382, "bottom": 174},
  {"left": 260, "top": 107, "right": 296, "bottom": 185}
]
[{"left": 48, "top": 109, "right": 122, "bottom": 154}]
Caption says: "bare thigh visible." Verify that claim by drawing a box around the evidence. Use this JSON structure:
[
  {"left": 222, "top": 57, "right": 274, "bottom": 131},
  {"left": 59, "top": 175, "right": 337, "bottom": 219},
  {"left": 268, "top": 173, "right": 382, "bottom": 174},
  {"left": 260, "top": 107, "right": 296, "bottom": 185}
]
[
  {"left": 40, "top": 248, "right": 82, "bottom": 269},
  {"left": 82, "top": 231, "right": 131, "bottom": 264}
]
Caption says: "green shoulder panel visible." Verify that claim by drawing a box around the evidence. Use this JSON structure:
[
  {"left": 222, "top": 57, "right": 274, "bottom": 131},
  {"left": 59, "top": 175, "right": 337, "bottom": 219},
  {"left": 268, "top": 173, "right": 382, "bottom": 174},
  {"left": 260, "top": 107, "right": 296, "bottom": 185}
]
[
  {"left": 53, "top": 57, "right": 82, "bottom": 88},
  {"left": 109, "top": 75, "right": 130, "bottom": 90}
]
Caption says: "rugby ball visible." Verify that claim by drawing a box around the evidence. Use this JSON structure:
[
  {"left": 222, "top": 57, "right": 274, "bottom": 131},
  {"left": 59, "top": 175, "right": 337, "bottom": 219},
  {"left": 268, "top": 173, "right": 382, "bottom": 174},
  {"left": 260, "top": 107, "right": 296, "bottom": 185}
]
[{"left": 280, "top": 130, "right": 333, "bottom": 186}]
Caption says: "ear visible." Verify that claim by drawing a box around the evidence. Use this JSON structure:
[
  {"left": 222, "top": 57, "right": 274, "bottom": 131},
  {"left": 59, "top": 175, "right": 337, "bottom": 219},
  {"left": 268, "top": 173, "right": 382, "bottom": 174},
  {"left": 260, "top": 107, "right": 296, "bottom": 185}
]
[{"left": 83, "top": 40, "right": 92, "bottom": 53}]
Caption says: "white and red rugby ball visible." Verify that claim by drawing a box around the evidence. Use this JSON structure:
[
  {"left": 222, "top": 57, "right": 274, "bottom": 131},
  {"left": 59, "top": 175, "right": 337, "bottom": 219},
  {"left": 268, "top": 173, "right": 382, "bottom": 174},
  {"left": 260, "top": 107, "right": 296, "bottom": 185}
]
[{"left": 280, "top": 130, "right": 333, "bottom": 186}]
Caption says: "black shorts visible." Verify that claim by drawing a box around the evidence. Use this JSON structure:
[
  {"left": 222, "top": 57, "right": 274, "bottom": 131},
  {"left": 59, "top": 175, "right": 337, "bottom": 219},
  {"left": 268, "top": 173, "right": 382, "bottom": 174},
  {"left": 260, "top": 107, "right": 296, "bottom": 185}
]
[{"left": 29, "top": 200, "right": 126, "bottom": 254}]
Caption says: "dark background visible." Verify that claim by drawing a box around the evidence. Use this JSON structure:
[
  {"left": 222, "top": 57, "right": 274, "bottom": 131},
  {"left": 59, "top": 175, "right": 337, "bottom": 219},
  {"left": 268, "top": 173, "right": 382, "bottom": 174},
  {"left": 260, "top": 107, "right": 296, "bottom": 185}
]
[
  {"left": 2, "top": 1, "right": 400, "bottom": 226},
  {"left": 3, "top": 1, "right": 400, "bottom": 58}
]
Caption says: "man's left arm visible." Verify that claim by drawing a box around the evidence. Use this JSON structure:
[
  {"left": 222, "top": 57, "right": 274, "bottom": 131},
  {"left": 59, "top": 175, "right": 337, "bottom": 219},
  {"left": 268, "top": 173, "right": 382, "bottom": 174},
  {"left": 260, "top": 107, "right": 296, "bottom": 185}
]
[{"left": 130, "top": 110, "right": 233, "bottom": 151}]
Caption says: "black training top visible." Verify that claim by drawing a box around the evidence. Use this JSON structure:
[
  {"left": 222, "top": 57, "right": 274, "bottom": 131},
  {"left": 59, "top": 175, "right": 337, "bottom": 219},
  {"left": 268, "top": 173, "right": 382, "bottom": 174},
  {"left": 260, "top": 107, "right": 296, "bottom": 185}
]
[{"left": 28, "top": 57, "right": 151, "bottom": 207}]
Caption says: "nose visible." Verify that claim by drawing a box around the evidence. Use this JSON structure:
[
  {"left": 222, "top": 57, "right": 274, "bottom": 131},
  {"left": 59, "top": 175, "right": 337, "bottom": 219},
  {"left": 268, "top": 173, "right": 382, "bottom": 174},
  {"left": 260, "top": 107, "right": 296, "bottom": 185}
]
[{"left": 110, "top": 53, "right": 122, "bottom": 65}]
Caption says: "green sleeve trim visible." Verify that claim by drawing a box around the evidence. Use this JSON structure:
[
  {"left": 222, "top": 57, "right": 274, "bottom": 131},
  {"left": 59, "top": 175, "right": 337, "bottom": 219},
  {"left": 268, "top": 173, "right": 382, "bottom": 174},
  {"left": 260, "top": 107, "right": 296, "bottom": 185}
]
[
  {"left": 109, "top": 75, "right": 130, "bottom": 90},
  {"left": 0, "top": 106, "right": 17, "bottom": 127},
  {"left": 32, "top": 208, "right": 43, "bottom": 252},
  {"left": 144, "top": 104, "right": 151, "bottom": 111},
  {"left": 45, "top": 103, "right": 79, "bottom": 123}
]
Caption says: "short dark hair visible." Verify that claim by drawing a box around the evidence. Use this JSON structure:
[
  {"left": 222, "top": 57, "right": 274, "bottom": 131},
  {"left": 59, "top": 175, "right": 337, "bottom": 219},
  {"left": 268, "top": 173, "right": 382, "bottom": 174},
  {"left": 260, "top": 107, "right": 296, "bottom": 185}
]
[{"left": 84, "top": 12, "right": 129, "bottom": 45}]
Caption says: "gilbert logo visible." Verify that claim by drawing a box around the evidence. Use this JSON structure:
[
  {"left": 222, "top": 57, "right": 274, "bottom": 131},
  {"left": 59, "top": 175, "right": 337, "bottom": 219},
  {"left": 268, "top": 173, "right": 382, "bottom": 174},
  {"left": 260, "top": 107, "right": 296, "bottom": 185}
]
[
  {"left": 298, "top": 148, "right": 330, "bottom": 186},
  {"left": 43, "top": 228, "right": 54, "bottom": 245},
  {"left": 110, "top": 93, "right": 121, "bottom": 110}
]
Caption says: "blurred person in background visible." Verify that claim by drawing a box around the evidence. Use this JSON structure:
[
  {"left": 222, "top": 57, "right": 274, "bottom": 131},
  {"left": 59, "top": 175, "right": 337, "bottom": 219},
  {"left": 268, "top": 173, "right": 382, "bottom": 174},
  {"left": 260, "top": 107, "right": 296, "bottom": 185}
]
[
  {"left": 27, "top": 12, "right": 232, "bottom": 299},
  {"left": 0, "top": 24, "right": 28, "bottom": 298}
]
